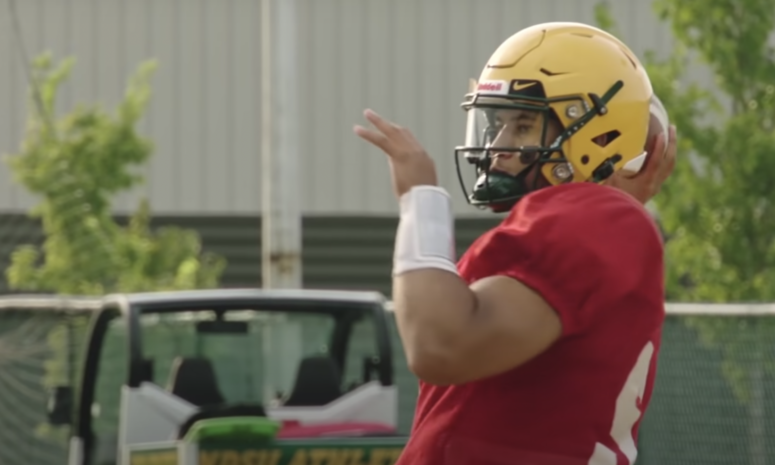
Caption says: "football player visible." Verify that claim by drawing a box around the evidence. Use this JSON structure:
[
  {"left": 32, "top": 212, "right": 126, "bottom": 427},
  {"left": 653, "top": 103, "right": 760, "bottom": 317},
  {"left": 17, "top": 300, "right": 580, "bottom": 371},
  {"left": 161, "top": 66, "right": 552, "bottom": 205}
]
[{"left": 354, "top": 22, "right": 675, "bottom": 465}]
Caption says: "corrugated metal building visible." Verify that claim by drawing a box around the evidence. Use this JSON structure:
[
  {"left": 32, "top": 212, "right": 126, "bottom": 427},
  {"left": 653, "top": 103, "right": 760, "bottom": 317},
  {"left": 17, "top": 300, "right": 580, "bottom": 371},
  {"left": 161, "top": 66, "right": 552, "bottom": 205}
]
[
  {"left": 0, "top": 0, "right": 712, "bottom": 217},
  {"left": 0, "top": 0, "right": 709, "bottom": 290}
]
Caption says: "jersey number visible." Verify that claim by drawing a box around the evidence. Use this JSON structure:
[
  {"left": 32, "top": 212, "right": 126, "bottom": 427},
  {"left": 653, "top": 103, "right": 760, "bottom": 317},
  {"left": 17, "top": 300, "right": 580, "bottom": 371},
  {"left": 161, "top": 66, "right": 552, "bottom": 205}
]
[{"left": 588, "top": 341, "right": 655, "bottom": 465}]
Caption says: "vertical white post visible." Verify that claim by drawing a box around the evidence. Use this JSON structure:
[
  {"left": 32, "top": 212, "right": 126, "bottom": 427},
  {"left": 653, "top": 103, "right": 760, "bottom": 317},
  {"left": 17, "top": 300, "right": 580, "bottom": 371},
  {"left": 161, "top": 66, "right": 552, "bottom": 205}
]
[{"left": 260, "top": 0, "right": 302, "bottom": 289}]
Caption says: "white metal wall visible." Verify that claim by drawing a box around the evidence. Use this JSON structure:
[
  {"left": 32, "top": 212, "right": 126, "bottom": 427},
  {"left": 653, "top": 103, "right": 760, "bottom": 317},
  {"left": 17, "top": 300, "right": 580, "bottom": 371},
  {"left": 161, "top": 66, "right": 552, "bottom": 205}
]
[{"left": 0, "top": 0, "right": 712, "bottom": 216}]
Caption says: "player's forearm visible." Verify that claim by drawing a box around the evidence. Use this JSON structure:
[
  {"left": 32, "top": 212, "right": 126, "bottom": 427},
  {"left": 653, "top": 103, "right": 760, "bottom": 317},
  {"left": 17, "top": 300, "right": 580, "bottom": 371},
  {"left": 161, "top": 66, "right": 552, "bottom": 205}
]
[
  {"left": 391, "top": 186, "right": 484, "bottom": 384},
  {"left": 393, "top": 269, "right": 480, "bottom": 385}
]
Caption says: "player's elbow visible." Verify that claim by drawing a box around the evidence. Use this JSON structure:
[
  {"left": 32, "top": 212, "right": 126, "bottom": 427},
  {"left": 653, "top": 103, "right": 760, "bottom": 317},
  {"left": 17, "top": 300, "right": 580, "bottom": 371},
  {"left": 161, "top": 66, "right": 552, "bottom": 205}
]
[
  {"left": 406, "top": 354, "right": 460, "bottom": 386},
  {"left": 405, "top": 343, "right": 472, "bottom": 386},
  {"left": 400, "top": 309, "right": 489, "bottom": 385}
]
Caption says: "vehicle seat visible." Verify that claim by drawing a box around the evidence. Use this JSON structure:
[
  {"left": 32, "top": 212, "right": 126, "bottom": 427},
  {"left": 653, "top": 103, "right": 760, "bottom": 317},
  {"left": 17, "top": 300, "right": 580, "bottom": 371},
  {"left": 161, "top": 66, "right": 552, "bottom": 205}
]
[
  {"left": 167, "top": 357, "right": 225, "bottom": 407},
  {"left": 284, "top": 355, "right": 342, "bottom": 406}
]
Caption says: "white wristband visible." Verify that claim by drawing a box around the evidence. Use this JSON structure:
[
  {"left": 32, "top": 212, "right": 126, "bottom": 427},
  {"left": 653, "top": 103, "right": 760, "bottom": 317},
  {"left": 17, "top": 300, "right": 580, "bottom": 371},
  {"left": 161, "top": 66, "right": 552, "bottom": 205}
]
[{"left": 393, "top": 186, "right": 459, "bottom": 276}]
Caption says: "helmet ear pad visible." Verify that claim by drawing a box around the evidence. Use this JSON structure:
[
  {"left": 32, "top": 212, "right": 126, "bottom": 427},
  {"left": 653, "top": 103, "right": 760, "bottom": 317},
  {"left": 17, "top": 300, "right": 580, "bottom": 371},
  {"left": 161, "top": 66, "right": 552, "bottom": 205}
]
[{"left": 593, "top": 133, "right": 609, "bottom": 147}]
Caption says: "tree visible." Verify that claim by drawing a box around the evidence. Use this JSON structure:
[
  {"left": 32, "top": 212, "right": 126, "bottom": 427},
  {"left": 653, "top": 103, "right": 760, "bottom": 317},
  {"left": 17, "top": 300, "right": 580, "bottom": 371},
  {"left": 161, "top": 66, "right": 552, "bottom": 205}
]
[
  {"left": 5, "top": 53, "right": 226, "bottom": 294},
  {"left": 3, "top": 53, "right": 226, "bottom": 449},
  {"left": 596, "top": 1, "right": 775, "bottom": 463}
]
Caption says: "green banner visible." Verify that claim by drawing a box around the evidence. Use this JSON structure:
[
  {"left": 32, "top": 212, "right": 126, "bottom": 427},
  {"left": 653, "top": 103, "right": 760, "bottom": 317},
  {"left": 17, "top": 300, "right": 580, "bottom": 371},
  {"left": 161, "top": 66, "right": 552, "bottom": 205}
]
[
  {"left": 198, "top": 437, "right": 406, "bottom": 465},
  {"left": 129, "top": 446, "right": 179, "bottom": 465}
]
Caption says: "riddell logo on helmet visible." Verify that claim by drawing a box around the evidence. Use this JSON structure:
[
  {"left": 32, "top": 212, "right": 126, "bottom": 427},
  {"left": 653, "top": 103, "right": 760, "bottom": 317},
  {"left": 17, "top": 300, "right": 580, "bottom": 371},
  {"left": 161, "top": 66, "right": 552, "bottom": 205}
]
[
  {"left": 478, "top": 82, "right": 502, "bottom": 91},
  {"left": 476, "top": 80, "right": 509, "bottom": 95}
]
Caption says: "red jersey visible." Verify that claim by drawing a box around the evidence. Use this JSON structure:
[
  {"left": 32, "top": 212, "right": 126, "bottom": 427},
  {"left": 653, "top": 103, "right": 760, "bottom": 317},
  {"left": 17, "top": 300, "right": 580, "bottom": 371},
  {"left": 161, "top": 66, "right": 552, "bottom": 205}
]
[{"left": 397, "top": 183, "right": 665, "bottom": 465}]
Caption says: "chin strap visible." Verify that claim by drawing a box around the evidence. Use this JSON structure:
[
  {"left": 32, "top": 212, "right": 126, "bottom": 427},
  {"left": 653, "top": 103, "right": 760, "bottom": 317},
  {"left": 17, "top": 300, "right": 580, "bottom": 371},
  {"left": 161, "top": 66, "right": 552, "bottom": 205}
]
[{"left": 470, "top": 163, "right": 537, "bottom": 208}]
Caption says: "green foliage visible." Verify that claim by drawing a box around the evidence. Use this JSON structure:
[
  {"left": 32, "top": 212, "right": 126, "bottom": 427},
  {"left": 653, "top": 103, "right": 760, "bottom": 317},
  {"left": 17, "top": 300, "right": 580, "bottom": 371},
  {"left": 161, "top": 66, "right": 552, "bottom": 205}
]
[
  {"left": 3, "top": 53, "right": 226, "bottom": 450},
  {"left": 5, "top": 53, "right": 226, "bottom": 295},
  {"left": 594, "top": 0, "right": 775, "bottom": 403}
]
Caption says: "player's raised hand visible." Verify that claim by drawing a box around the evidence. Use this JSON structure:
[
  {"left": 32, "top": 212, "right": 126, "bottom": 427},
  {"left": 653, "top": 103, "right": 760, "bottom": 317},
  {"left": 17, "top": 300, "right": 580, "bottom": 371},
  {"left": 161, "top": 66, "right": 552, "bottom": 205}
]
[
  {"left": 606, "top": 124, "right": 677, "bottom": 204},
  {"left": 354, "top": 109, "right": 438, "bottom": 198}
]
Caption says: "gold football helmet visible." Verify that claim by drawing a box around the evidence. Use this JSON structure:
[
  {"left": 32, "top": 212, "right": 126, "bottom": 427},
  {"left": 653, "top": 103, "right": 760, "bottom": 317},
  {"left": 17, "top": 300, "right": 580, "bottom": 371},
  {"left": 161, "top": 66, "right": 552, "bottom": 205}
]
[{"left": 455, "top": 22, "right": 654, "bottom": 211}]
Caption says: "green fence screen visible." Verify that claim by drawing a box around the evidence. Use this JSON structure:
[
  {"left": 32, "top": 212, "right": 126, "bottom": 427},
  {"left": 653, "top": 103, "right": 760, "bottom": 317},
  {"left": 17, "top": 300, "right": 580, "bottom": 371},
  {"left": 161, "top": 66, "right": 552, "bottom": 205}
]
[{"left": 0, "top": 303, "right": 773, "bottom": 465}]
